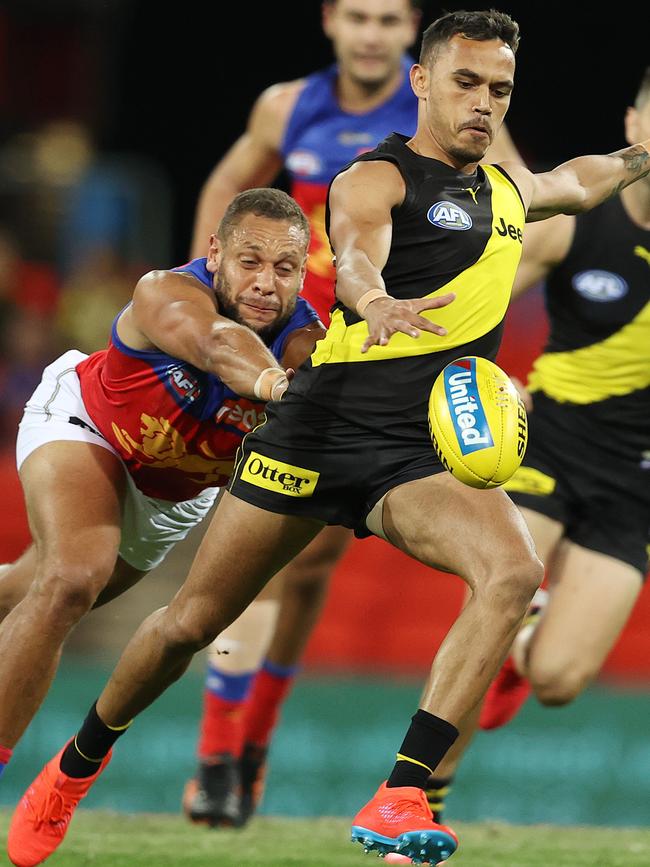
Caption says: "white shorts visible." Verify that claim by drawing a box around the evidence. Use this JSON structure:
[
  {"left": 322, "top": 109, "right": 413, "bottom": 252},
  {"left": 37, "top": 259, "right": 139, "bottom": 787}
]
[{"left": 16, "top": 350, "right": 220, "bottom": 571}]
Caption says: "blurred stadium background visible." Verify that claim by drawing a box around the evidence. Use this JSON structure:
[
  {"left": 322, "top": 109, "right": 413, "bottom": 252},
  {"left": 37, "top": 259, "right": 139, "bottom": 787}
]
[{"left": 0, "top": 0, "right": 648, "bottom": 830}]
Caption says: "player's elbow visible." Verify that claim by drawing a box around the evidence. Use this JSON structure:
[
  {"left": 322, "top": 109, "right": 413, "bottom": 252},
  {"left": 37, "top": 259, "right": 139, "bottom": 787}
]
[{"left": 202, "top": 320, "right": 251, "bottom": 370}]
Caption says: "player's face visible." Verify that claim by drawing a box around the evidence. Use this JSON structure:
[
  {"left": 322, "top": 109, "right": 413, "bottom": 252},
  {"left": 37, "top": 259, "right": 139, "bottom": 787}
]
[
  {"left": 323, "top": 0, "right": 418, "bottom": 89},
  {"left": 411, "top": 35, "right": 515, "bottom": 166},
  {"left": 207, "top": 214, "right": 307, "bottom": 341}
]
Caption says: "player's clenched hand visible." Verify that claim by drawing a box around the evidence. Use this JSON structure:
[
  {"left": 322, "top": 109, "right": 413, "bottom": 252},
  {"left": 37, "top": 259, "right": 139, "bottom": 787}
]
[{"left": 360, "top": 293, "right": 456, "bottom": 353}]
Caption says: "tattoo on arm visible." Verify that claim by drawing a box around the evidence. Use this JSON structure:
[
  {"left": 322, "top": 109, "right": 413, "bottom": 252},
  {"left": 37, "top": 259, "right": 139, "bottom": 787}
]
[
  {"left": 607, "top": 144, "right": 650, "bottom": 199},
  {"left": 622, "top": 144, "right": 650, "bottom": 176}
]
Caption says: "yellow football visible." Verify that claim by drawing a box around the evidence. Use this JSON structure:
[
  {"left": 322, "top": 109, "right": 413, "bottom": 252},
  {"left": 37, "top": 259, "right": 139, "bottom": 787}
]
[{"left": 428, "top": 356, "right": 527, "bottom": 489}]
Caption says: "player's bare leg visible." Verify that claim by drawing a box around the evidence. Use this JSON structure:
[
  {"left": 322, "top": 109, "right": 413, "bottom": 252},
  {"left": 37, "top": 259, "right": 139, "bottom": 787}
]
[
  {"left": 525, "top": 541, "right": 642, "bottom": 705},
  {"left": 376, "top": 473, "right": 543, "bottom": 725},
  {"left": 0, "top": 442, "right": 126, "bottom": 752},
  {"left": 95, "top": 496, "right": 323, "bottom": 726},
  {"left": 352, "top": 472, "right": 542, "bottom": 863},
  {"left": 0, "top": 548, "right": 38, "bottom": 622},
  {"left": 460, "top": 509, "right": 564, "bottom": 733}
]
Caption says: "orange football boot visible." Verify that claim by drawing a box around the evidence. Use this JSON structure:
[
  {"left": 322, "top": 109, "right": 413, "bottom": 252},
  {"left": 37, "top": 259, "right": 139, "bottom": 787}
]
[
  {"left": 351, "top": 781, "right": 458, "bottom": 864},
  {"left": 7, "top": 741, "right": 111, "bottom": 867}
]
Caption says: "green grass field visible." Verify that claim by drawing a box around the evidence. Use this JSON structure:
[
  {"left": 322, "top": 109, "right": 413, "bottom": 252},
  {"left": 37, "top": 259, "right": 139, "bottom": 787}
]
[{"left": 1, "top": 812, "right": 649, "bottom": 867}]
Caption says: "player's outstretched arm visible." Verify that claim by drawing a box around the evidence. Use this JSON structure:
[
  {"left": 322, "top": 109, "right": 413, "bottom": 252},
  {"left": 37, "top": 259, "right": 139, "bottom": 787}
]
[
  {"left": 328, "top": 161, "right": 455, "bottom": 353},
  {"left": 503, "top": 139, "right": 650, "bottom": 223},
  {"left": 120, "top": 271, "right": 288, "bottom": 401},
  {"left": 190, "top": 82, "right": 302, "bottom": 259}
]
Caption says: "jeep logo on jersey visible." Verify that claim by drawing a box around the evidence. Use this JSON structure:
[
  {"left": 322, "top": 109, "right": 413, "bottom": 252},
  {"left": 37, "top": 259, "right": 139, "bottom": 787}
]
[
  {"left": 572, "top": 270, "right": 629, "bottom": 302},
  {"left": 286, "top": 149, "right": 322, "bottom": 177},
  {"left": 241, "top": 452, "right": 320, "bottom": 497},
  {"left": 427, "top": 201, "right": 472, "bottom": 231},
  {"left": 167, "top": 365, "right": 201, "bottom": 402},
  {"left": 443, "top": 360, "right": 494, "bottom": 454}
]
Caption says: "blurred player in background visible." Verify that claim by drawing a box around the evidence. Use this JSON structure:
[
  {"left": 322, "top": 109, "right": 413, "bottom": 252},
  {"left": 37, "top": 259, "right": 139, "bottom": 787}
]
[
  {"left": 183, "top": 0, "right": 421, "bottom": 828},
  {"left": 0, "top": 188, "right": 323, "bottom": 791},
  {"left": 13, "top": 11, "right": 650, "bottom": 866},
  {"left": 407, "top": 66, "right": 650, "bottom": 839}
]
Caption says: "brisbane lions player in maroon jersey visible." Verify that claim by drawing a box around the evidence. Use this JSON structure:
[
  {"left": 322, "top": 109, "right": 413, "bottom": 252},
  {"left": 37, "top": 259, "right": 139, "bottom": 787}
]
[{"left": 0, "top": 189, "right": 323, "bottom": 798}]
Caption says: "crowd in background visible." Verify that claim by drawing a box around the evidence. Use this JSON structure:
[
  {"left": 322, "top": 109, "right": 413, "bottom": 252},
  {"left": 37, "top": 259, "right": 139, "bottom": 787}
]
[{"left": 0, "top": 119, "right": 171, "bottom": 450}]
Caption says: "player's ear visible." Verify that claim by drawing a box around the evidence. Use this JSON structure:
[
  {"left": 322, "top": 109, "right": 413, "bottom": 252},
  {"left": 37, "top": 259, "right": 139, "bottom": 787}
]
[
  {"left": 410, "top": 63, "right": 429, "bottom": 99},
  {"left": 623, "top": 106, "right": 639, "bottom": 146},
  {"left": 205, "top": 234, "right": 222, "bottom": 272},
  {"left": 322, "top": 1, "right": 335, "bottom": 38}
]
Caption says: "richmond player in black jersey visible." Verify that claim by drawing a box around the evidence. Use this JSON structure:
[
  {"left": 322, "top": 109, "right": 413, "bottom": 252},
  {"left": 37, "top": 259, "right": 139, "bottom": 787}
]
[
  {"left": 422, "top": 67, "right": 650, "bottom": 836},
  {"left": 10, "top": 12, "right": 650, "bottom": 866}
]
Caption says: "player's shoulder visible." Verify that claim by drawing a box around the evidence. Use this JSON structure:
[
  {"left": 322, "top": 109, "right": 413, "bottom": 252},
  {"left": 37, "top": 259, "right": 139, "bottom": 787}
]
[{"left": 255, "top": 78, "right": 307, "bottom": 121}]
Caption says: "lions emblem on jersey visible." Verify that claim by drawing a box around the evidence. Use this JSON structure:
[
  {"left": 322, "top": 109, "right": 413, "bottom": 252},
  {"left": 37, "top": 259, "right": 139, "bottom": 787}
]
[{"left": 428, "top": 357, "right": 527, "bottom": 489}]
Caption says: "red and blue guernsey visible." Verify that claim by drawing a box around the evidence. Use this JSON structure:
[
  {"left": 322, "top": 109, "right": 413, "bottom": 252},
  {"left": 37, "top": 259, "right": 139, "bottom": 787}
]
[
  {"left": 281, "top": 56, "right": 417, "bottom": 322},
  {"left": 75, "top": 258, "right": 319, "bottom": 503}
]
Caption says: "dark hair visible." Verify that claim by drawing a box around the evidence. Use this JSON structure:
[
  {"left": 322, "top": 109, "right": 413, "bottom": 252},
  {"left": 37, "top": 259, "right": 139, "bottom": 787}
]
[
  {"left": 323, "top": 0, "right": 422, "bottom": 8},
  {"left": 634, "top": 66, "right": 650, "bottom": 110},
  {"left": 218, "top": 188, "right": 310, "bottom": 246},
  {"left": 419, "top": 9, "right": 520, "bottom": 66}
]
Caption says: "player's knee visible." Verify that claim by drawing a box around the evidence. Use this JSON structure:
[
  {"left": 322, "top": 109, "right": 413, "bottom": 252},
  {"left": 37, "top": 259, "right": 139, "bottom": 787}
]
[
  {"left": 32, "top": 561, "right": 113, "bottom": 620},
  {"left": 160, "top": 600, "right": 225, "bottom": 654},
  {"left": 530, "top": 662, "right": 593, "bottom": 706},
  {"left": 480, "top": 551, "right": 543, "bottom": 618}
]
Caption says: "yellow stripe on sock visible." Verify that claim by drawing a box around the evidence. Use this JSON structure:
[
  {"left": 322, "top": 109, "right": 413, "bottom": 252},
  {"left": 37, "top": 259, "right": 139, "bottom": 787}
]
[
  {"left": 395, "top": 753, "right": 434, "bottom": 775},
  {"left": 105, "top": 718, "right": 133, "bottom": 732},
  {"left": 73, "top": 736, "right": 104, "bottom": 764}
]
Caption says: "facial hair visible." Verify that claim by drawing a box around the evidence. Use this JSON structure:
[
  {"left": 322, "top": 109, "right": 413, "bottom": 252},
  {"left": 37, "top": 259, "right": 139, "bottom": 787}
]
[{"left": 213, "top": 270, "right": 296, "bottom": 344}]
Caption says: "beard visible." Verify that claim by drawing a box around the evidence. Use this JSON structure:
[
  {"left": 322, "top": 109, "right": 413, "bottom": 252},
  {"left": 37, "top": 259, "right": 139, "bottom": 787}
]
[
  {"left": 447, "top": 140, "right": 489, "bottom": 166},
  {"left": 213, "top": 272, "right": 296, "bottom": 345}
]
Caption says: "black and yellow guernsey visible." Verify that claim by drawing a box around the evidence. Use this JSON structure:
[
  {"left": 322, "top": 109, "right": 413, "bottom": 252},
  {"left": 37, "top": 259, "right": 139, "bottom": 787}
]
[
  {"left": 527, "top": 195, "right": 650, "bottom": 456},
  {"left": 291, "top": 132, "right": 526, "bottom": 441}
]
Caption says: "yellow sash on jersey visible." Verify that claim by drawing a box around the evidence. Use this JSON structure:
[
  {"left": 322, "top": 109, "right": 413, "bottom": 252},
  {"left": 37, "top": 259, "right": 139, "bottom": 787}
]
[
  {"left": 312, "top": 164, "right": 524, "bottom": 367},
  {"left": 529, "top": 299, "right": 650, "bottom": 403}
]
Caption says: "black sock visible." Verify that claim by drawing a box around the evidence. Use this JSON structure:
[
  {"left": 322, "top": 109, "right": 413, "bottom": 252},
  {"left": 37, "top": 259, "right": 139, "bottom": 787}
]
[
  {"left": 386, "top": 709, "right": 458, "bottom": 790},
  {"left": 425, "top": 774, "right": 454, "bottom": 823},
  {"left": 59, "top": 702, "right": 132, "bottom": 778}
]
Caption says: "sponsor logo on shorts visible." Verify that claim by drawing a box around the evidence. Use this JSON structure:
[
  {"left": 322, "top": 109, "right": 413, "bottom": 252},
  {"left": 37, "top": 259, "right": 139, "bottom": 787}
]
[
  {"left": 572, "top": 269, "right": 629, "bottom": 302},
  {"left": 443, "top": 358, "right": 493, "bottom": 454},
  {"left": 427, "top": 201, "right": 472, "bottom": 231},
  {"left": 241, "top": 451, "right": 320, "bottom": 497}
]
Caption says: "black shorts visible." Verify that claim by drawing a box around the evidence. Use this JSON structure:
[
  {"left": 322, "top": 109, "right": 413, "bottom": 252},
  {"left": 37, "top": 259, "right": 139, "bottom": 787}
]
[
  {"left": 228, "top": 389, "right": 445, "bottom": 538},
  {"left": 503, "top": 392, "right": 650, "bottom": 575}
]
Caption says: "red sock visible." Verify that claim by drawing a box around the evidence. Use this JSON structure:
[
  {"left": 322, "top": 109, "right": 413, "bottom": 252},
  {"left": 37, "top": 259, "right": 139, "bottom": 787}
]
[
  {"left": 197, "top": 691, "right": 247, "bottom": 759},
  {"left": 0, "top": 745, "right": 12, "bottom": 778},
  {"left": 243, "top": 662, "right": 297, "bottom": 748}
]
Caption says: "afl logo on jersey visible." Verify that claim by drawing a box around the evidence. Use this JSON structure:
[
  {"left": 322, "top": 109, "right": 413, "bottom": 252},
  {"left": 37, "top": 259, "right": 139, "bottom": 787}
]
[
  {"left": 168, "top": 365, "right": 201, "bottom": 403},
  {"left": 427, "top": 201, "right": 472, "bottom": 231},
  {"left": 286, "top": 149, "right": 322, "bottom": 177},
  {"left": 572, "top": 270, "right": 629, "bottom": 302}
]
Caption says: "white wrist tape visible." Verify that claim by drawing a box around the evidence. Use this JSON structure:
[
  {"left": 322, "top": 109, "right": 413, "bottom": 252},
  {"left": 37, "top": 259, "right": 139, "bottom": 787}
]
[
  {"left": 356, "top": 288, "right": 388, "bottom": 317},
  {"left": 253, "top": 367, "right": 287, "bottom": 400}
]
